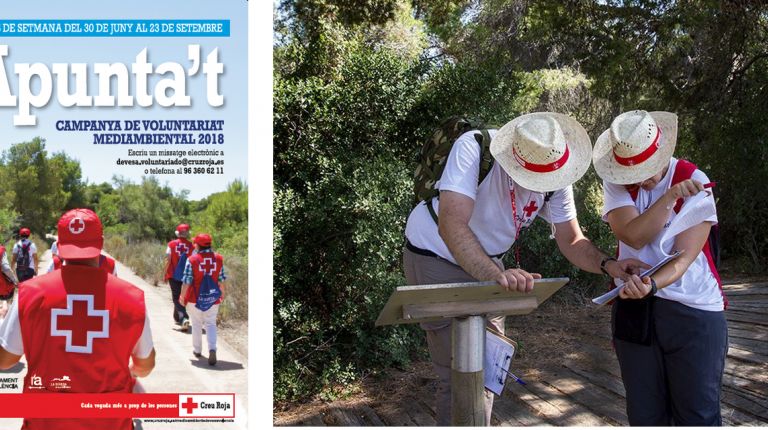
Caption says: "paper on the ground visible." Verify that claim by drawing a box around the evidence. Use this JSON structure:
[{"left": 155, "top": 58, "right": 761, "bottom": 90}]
[
  {"left": 659, "top": 190, "right": 716, "bottom": 256},
  {"left": 483, "top": 330, "right": 516, "bottom": 396},
  {"left": 591, "top": 250, "right": 683, "bottom": 306}
]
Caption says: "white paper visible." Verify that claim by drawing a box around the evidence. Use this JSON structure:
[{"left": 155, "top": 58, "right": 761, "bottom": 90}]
[
  {"left": 483, "top": 331, "right": 516, "bottom": 396},
  {"left": 591, "top": 251, "right": 683, "bottom": 306},
  {"left": 659, "top": 191, "right": 716, "bottom": 256}
]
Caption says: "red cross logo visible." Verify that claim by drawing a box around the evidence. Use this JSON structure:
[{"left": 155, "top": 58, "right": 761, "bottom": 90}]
[
  {"left": 50, "top": 295, "right": 109, "bottom": 354},
  {"left": 176, "top": 243, "right": 189, "bottom": 256},
  {"left": 181, "top": 397, "right": 198, "bottom": 414},
  {"left": 69, "top": 218, "right": 86, "bottom": 234},
  {"left": 523, "top": 201, "right": 538, "bottom": 217},
  {"left": 199, "top": 257, "right": 217, "bottom": 276}
]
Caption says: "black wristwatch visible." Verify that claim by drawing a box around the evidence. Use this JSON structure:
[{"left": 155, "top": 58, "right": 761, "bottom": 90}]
[
  {"left": 647, "top": 278, "right": 658, "bottom": 297},
  {"left": 600, "top": 256, "right": 617, "bottom": 275}
]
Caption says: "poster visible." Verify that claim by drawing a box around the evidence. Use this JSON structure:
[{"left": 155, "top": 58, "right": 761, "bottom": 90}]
[{"left": 0, "top": 1, "right": 251, "bottom": 428}]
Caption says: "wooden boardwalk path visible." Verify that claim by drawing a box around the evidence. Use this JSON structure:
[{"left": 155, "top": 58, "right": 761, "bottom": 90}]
[{"left": 274, "top": 280, "right": 768, "bottom": 426}]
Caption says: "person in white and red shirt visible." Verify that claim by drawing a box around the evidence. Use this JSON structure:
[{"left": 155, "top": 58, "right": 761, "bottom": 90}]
[
  {"left": 11, "top": 227, "right": 38, "bottom": 283},
  {"left": 593, "top": 110, "right": 726, "bottom": 426},
  {"left": 165, "top": 224, "right": 193, "bottom": 331},
  {"left": 0, "top": 208, "right": 155, "bottom": 430},
  {"left": 404, "top": 112, "right": 648, "bottom": 425}
]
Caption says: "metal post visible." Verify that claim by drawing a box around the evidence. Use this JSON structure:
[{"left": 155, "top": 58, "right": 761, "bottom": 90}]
[{"left": 451, "top": 315, "right": 485, "bottom": 426}]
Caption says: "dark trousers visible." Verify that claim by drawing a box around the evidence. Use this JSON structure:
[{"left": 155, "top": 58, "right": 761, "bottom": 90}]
[
  {"left": 613, "top": 297, "right": 728, "bottom": 426},
  {"left": 16, "top": 267, "right": 34, "bottom": 283},
  {"left": 169, "top": 279, "right": 189, "bottom": 323}
]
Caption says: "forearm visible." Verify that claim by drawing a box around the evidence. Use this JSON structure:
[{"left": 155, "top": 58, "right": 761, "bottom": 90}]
[
  {"left": 558, "top": 235, "right": 608, "bottom": 274},
  {"left": 130, "top": 349, "right": 155, "bottom": 377},
  {"left": 439, "top": 219, "right": 501, "bottom": 281},
  {"left": 615, "top": 194, "right": 676, "bottom": 248}
]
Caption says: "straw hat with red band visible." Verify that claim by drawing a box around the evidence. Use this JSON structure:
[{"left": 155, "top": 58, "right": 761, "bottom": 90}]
[
  {"left": 56, "top": 208, "right": 104, "bottom": 260},
  {"left": 593, "top": 110, "right": 678, "bottom": 185},
  {"left": 491, "top": 112, "right": 593, "bottom": 193}
]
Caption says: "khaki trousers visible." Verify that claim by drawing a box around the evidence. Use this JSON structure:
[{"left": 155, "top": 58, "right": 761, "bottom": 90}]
[{"left": 403, "top": 247, "right": 504, "bottom": 426}]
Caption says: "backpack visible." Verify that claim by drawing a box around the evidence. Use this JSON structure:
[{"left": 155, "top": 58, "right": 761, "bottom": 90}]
[
  {"left": 413, "top": 116, "right": 493, "bottom": 207},
  {"left": 172, "top": 253, "right": 188, "bottom": 282},
  {"left": 625, "top": 159, "right": 726, "bottom": 308},
  {"left": 195, "top": 274, "right": 222, "bottom": 312},
  {"left": 17, "top": 241, "right": 31, "bottom": 269}
]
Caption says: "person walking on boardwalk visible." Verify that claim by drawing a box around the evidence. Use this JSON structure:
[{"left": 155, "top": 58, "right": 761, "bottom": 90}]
[
  {"left": 11, "top": 227, "right": 38, "bottom": 283},
  {"left": 165, "top": 223, "right": 193, "bottom": 331},
  {"left": 0, "top": 208, "right": 155, "bottom": 429},
  {"left": 403, "top": 112, "right": 648, "bottom": 425},
  {"left": 180, "top": 233, "right": 227, "bottom": 366}
]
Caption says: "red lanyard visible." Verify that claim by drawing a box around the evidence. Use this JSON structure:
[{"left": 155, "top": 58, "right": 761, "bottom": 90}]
[{"left": 509, "top": 187, "right": 525, "bottom": 268}]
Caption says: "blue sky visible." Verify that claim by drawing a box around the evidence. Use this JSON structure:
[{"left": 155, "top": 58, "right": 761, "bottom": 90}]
[{"left": 0, "top": 0, "right": 248, "bottom": 200}]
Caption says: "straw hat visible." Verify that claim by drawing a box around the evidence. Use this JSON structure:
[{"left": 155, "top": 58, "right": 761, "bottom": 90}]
[
  {"left": 592, "top": 110, "right": 677, "bottom": 184},
  {"left": 490, "top": 112, "right": 592, "bottom": 192}
]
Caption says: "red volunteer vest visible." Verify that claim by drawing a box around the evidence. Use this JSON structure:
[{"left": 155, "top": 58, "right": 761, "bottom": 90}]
[
  {"left": 52, "top": 254, "right": 116, "bottom": 275},
  {"left": 183, "top": 251, "right": 224, "bottom": 305},
  {"left": 18, "top": 265, "right": 145, "bottom": 430},
  {"left": 165, "top": 238, "right": 193, "bottom": 280}
]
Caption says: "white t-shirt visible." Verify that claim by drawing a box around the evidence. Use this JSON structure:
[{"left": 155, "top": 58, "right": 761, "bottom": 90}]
[
  {"left": 0, "top": 297, "right": 154, "bottom": 359},
  {"left": 602, "top": 157, "right": 722, "bottom": 311},
  {"left": 405, "top": 129, "right": 578, "bottom": 264},
  {"left": 12, "top": 240, "right": 37, "bottom": 270}
]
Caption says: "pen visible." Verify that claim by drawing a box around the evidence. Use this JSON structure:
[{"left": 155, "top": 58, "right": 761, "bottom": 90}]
[
  {"left": 499, "top": 368, "right": 527, "bottom": 386},
  {"left": 703, "top": 182, "right": 716, "bottom": 189}
]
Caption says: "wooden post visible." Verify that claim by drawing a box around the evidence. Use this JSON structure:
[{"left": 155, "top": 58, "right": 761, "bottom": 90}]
[{"left": 451, "top": 315, "right": 485, "bottom": 426}]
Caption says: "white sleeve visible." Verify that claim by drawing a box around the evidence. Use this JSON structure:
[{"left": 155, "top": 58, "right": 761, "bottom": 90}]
[
  {"left": 131, "top": 311, "right": 154, "bottom": 359},
  {"left": 30, "top": 243, "right": 37, "bottom": 255},
  {"left": 539, "top": 186, "right": 577, "bottom": 223},
  {"left": 0, "top": 299, "right": 24, "bottom": 356},
  {"left": 601, "top": 180, "right": 636, "bottom": 221},
  {"left": 47, "top": 261, "right": 55, "bottom": 273},
  {"left": 165, "top": 246, "right": 171, "bottom": 255},
  {"left": 437, "top": 131, "right": 484, "bottom": 200}
]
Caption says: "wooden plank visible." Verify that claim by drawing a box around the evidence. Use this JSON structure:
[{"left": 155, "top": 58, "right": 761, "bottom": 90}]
[
  {"left": 722, "top": 386, "right": 768, "bottom": 420},
  {"left": 727, "top": 320, "right": 768, "bottom": 334},
  {"left": 728, "top": 346, "right": 768, "bottom": 365},
  {"left": 722, "top": 373, "right": 768, "bottom": 400},
  {"left": 728, "top": 336, "right": 768, "bottom": 355},
  {"left": 563, "top": 360, "right": 626, "bottom": 399},
  {"left": 724, "top": 363, "right": 768, "bottom": 386},
  {"left": 493, "top": 395, "right": 552, "bottom": 426},
  {"left": 327, "top": 407, "right": 366, "bottom": 426},
  {"left": 728, "top": 327, "right": 768, "bottom": 342},
  {"left": 722, "top": 282, "right": 768, "bottom": 289},
  {"left": 375, "top": 405, "right": 417, "bottom": 426},
  {"left": 722, "top": 284, "right": 768, "bottom": 294},
  {"left": 537, "top": 367, "right": 627, "bottom": 425},
  {"left": 725, "top": 311, "right": 768, "bottom": 326},
  {"left": 403, "top": 297, "right": 538, "bottom": 321},
  {"left": 506, "top": 375, "right": 607, "bottom": 426},
  {"left": 721, "top": 405, "right": 765, "bottom": 426},
  {"left": 300, "top": 414, "right": 327, "bottom": 426},
  {"left": 376, "top": 278, "right": 568, "bottom": 326},
  {"left": 403, "top": 396, "right": 437, "bottom": 426}
]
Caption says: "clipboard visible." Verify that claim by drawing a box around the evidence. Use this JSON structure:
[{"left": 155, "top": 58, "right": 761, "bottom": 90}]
[
  {"left": 483, "top": 327, "right": 517, "bottom": 396},
  {"left": 591, "top": 250, "right": 684, "bottom": 306}
]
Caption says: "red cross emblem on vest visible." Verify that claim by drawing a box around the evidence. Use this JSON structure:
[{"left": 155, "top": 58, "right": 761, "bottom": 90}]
[
  {"left": 176, "top": 242, "right": 189, "bottom": 256},
  {"left": 199, "top": 257, "right": 217, "bottom": 276},
  {"left": 181, "top": 397, "right": 199, "bottom": 414},
  {"left": 523, "top": 201, "right": 538, "bottom": 217},
  {"left": 50, "top": 295, "right": 109, "bottom": 354},
  {"left": 69, "top": 218, "right": 86, "bottom": 235}
]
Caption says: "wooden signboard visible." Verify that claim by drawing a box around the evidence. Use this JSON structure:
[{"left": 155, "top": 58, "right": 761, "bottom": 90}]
[{"left": 375, "top": 278, "right": 569, "bottom": 327}]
